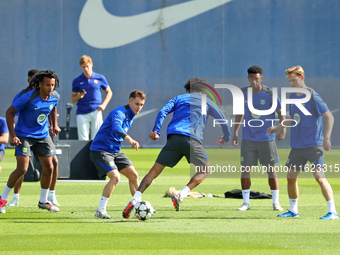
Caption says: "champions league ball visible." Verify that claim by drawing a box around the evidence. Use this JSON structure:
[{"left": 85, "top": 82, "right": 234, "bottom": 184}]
[{"left": 134, "top": 201, "right": 155, "bottom": 221}]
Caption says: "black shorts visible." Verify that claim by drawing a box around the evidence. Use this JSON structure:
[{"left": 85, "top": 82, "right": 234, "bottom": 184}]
[
  {"left": 90, "top": 150, "right": 133, "bottom": 178},
  {"left": 241, "top": 139, "right": 278, "bottom": 166},
  {"left": 156, "top": 134, "right": 209, "bottom": 167},
  {"left": 285, "top": 146, "right": 324, "bottom": 171},
  {"left": 15, "top": 136, "right": 55, "bottom": 157}
]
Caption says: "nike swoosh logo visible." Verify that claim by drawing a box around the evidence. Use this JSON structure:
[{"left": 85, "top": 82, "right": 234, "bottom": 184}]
[{"left": 79, "top": 0, "right": 233, "bottom": 49}]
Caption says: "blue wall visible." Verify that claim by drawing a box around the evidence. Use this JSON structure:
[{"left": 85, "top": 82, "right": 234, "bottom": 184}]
[{"left": 0, "top": 0, "right": 339, "bottom": 147}]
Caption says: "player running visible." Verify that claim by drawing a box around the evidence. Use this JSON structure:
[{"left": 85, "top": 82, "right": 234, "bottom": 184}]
[
  {"left": 90, "top": 90, "right": 146, "bottom": 219},
  {"left": 123, "top": 77, "right": 230, "bottom": 218},
  {"left": 0, "top": 70, "right": 60, "bottom": 214},
  {"left": 7, "top": 69, "right": 60, "bottom": 207}
]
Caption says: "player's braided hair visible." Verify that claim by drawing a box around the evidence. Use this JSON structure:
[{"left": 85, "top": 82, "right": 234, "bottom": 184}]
[
  {"left": 28, "top": 70, "right": 60, "bottom": 91},
  {"left": 184, "top": 77, "right": 207, "bottom": 92}
]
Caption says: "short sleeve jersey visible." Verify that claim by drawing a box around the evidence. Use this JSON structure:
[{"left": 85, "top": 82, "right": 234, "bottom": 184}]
[
  {"left": 12, "top": 89, "right": 59, "bottom": 139},
  {"left": 12, "top": 89, "right": 28, "bottom": 116},
  {"left": 289, "top": 88, "right": 329, "bottom": 148},
  {"left": 242, "top": 85, "right": 281, "bottom": 142},
  {"left": 72, "top": 71, "right": 109, "bottom": 115}
]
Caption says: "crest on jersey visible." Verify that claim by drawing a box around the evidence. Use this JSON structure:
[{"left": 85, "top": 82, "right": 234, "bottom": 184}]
[
  {"left": 293, "top": 113, "right": 300, "bottom": 124},
  {"left": 37, "top": 114, "right": 46, "bottom": 123}
]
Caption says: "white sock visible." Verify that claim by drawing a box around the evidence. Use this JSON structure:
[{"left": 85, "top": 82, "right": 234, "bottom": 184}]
[
  {"left": 98, "top": 196, "right": 109, "bottom": 212},
  {"left": 179, "top": 186, "right": 190, "bottom": 201},
  {"left": 242, "top": 189, "right": 250, "bottom": 204},
  {"left": 40, "top": 188, "right": 49, "bottom": 203},
  {"left": 131, "top": 191, "right": 142, "bottom": 203},
  {"left": 271, "top": 190, "right": 279, "bottom": 204},
  {"left": 1, "top": 185, "right": 13, "bottom": 201},
  {"left": 327, "top": 200, "right": 336, "bottom": 213},
  {"left": 289, "top": 198, "right": 298, "bottom": 213},
  {"left": 49, "top": 190, "right": 56, "bottom": 198},
  {"left": 13, "top": 193, "right": 20, "bottom": 200}
]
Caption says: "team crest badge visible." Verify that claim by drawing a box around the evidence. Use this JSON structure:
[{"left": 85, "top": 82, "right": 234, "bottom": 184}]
[
  {"left": 49, "top": 105, "right": 53, "bottom": 110},
  {"left": 260, "top": 100, "right": 265, "bottom": 105},
  {"left": 94, "top": 79, "right": 99, "bottom": 84},
  {"left": 37, "top": 114, "right": 46, "bottom": 123},
  {"left": 293, "top": 113, "right": 300, "bottom": 124}
]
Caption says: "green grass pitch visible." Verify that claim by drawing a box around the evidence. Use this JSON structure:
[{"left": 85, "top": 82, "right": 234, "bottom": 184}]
[{"left": 0, "top": 148, "right": 340, "bottom": 254}]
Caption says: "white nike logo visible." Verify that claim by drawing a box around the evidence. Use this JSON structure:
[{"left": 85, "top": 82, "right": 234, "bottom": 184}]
[{"left": 79, "top": 0, "right": 232, "bottom": 49}]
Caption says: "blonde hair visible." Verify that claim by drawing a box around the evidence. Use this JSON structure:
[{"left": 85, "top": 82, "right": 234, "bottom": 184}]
[
  {"left": 285, "top": 65, "right": 305, "bottom": 77},
  {"left": 79, "top": 55, "right": 93, "bottom": 66}
]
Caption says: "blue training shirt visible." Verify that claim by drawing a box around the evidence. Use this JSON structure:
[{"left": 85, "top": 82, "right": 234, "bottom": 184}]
[
  {"left": 289, "top": 88, "right": 329, "bottom": 149},
  {"left": 90, "top": 105, "right": 135, "bottom": 153},
  {"left": 12, "top": 89, "right": 28, "bottom": 117},
  {"left": 12, "top": 88, "right": 59, "bottom": 139},
  {"left": 72, "top": 71, "right": 109, "bottom": 115},
  {"left": 152, "top": 93, "right": 231, "bottom": 143},
  {"left": 13, "top": 88, "right": 33, "bottom": 103},
  {"left": 242, "top": 85, "right": 281, "bottom": 142},
  {"left": 13, "top": 89, "right": 25, "bottom": 103},
  {"left": 0, "top": 117, "right": 9, "bottom": 153}
]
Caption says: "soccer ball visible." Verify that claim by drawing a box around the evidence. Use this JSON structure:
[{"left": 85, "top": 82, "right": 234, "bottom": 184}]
[{"left": 134, "top": 201, "right": 154, "bottom": 221}]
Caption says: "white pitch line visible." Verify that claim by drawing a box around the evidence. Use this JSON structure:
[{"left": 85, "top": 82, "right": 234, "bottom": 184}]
[
  {"left": 57, "top": 180, "right": 153, "bottom": 183},
  {"left": 57, "top": 180, "right": 127, "bottom": 183}
]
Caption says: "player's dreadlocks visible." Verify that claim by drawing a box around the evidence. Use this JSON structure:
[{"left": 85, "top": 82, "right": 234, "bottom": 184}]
[
  {"left": 28, "top": 70, "right": 60, "bottom": 91},
  {"left": 184, "top": 77, "right": 207, "bottom": 93}
]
